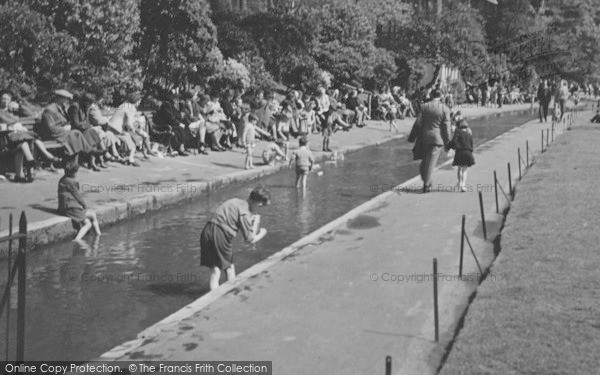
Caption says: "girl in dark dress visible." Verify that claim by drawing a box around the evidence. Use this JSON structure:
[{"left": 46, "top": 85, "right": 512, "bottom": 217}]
[
  {"left": 58, "top": 161, "right": 101, "bottom": 240},
  {"left": 446, "top": 118, "right": 475, "bottom": 192}
]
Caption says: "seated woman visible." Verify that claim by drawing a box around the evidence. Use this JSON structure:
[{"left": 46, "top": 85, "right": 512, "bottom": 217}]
[
  {"left": 202, "top": 93, "right": 229, "bottom": 152},
  {"left": 1, "top": 91, "right": 61, "bottom": 182},
  {"left": 155, "top": 92, "right": 190, "bottom": 156},
  {"left": 107, "top": 92, "right": 144, "bottom": 166},
  {"left": 180, "top": 90, "right": 209, "bottom": 154},
  {"left": 87, "top": 95, "right": 122, "bottom": 162},
  {"left": 68, "top": 93, "right": 106, "bottom": 171},
  {"left": 38, "top": 90, "right": 95, "bottom": 163}
]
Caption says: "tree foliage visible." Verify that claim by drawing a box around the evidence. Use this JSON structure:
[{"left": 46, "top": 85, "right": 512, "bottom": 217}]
[{"left": 138, "top": 0, "right": 220, "bottom": 92}]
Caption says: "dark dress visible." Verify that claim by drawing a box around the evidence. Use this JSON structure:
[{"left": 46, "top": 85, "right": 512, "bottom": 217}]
[
  {"left": 448, "top": 128, "right": 475, "bottom": 167},
  {"left": 39, "top": 103, "right": 94, "bottom": 156},
  {"left": 57, "top": 176, "right": 87, "bottom": 225},
  {"left": 68, "top": 104, "right": 103, "bottom": 151},
  {"left": 156, "top": 100, "right": 189, "bottom": 149}
]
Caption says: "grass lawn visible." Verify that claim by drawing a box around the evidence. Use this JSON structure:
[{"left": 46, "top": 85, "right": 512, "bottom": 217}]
[{"left": 440, "top": 121, "right": 600, "bottom": 374}]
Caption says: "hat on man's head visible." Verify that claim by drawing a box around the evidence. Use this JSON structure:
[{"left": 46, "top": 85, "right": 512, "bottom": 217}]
[
  {"left": 54, "top": 89, "right": 73, "bottom": 100},
  {"left": 81, "top": 93, "right": 95, "bottom": 104},
  {"left": 430, "top": 89, "right": 442, "bottom": 99},
  {"left": 125, "top": 91, "right": 142, "bottom": 104}
]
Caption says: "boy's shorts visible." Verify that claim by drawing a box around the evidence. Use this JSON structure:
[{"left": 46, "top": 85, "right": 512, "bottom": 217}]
[
  {"left": 296, "top": 165, "right": 310, "bottom": 175},
  {"left": 245, "top": 144, "right": 255, "bottom": 154}
]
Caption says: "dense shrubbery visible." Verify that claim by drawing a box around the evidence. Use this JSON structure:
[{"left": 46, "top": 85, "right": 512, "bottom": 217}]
[{"left": 0, "top": 0, "right": 598, "bottom": 102}]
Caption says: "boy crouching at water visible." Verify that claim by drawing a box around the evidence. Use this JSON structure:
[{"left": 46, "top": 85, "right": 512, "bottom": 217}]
[
  {"left": 200, "top": 187, "right": 270, "bottom": 291},
  {"left": 58, "top": 161, "right": 101, "bottom": 240},
  {"left": 288, "top": 136, "right": 314, "bottom": 189}
]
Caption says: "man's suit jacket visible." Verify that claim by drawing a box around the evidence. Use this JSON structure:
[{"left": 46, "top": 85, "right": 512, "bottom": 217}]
[{"left": 417, "top": 99, "right": 451, "bottom": 146}]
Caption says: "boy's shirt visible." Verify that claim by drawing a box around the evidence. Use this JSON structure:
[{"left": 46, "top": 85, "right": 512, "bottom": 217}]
[{"left": 294, "top": 146, "right": 314, "bottom": 168}]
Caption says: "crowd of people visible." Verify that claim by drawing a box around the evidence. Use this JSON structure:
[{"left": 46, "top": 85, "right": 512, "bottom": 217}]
[{"left": 0, "top": 84, "right": 382, "bottom": 183}]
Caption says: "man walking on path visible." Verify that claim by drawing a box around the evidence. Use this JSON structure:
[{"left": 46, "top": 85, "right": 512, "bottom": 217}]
[{"left": 409, "top": 89, "right": 451, "bottom": 193}]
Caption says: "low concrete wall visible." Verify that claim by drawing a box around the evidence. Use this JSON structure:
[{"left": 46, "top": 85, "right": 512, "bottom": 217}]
[{"left": 1, "top": 134, "right": 405, "bottom": 256}]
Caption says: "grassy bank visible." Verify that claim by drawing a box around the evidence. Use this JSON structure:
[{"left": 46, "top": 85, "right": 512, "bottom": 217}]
[{"left": 440, "top": 121, "right": 600, "bottom": 374}]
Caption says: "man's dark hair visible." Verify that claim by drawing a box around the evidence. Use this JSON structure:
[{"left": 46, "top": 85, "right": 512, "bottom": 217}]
[
  {"left": 249, "top": 187, "right": 271, "bottom": 205},
  {"left": 299, "top": 136, "right": 308, "bottom": 146}
]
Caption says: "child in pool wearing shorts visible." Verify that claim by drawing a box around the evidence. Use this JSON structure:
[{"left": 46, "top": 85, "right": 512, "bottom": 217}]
[
  {"left": 288, "top": 136, "right": 314, "bottom": 189},
  {"left": 200, "top": 187, "right": 270, "bottom": 291}
]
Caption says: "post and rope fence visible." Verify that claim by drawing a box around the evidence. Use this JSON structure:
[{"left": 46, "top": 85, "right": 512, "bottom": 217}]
[
  {"left": 409, "top": 104, "right": 587, "bottom": 365},
  {"left": 0, "top": 211, "right": 28, "bottom": 362}
]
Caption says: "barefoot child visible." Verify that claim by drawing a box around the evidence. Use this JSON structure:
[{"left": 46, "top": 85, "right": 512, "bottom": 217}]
[
  {"left": 242, "top": 114, "right": 259, "bottom": 169},
  {"left": 200, "top": 187, "right": 270, "bottom": 290},
  {"left": 58, "top": 161, "right": 101, "bottom": 240},
  {"left": 288, "top": 136, "right": 314, "bottom": 189},
  {"left": 262, "top": 139, "right": 286, "bottom": 166},
  {"left": 446, "top": 118, "right": 475, "bottom": 192}
]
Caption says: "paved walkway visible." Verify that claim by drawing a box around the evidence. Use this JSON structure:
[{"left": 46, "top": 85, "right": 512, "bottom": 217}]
[
  {"left": 100, "top": 105, "right": 580, "bottom": 374},
  {"left": 0, "top": 103, "right": 535, "bottom": 248}
]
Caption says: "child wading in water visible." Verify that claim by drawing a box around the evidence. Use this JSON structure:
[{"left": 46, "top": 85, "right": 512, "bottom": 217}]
[
  {"left": 446, "top": 117, "right": 475, "bottom": 192},
  {"left": 58, "top": 161, "right": 101, "bottom": 240},
  {"left": 289, "top": 136, "right": 314, "bottom": 189},
  {"left": 200, "top": 187, "right": 270, "bottom": 291}
]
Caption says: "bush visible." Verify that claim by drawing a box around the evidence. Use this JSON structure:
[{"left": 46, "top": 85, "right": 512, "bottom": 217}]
[
  {"left": 236, "top": 52, "right": 278, "bottom": 92},
  {"left": 208, "top": 58, "right": 251, "bottom": 93}
]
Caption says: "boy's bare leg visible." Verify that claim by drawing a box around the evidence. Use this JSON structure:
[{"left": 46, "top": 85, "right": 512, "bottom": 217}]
[
  {"left": 209, "top": 267, "right": 221, "bottom": 290},
  {"left": 295, "top": 173, "right": 302, "bottom": 189},
  {"left": 302, "top": 174, "right": 308, "bottom": 190},
  {"left": 225, "top": 264, "right": 236, "bottom": 281},
  {"left": 74, "top": 219, "right": 92, "bottom": 241}
]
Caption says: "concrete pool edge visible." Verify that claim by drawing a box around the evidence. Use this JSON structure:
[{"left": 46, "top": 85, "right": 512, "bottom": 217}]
[
  {"left": 0, "top": 132, "right": 406, "bottom": 255},
  {"left": 97, "top": 113, "right": 552, "bottom": 362}
]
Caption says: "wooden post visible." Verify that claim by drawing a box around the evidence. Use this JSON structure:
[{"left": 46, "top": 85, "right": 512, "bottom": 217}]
[
  {"left": 526, "top": 140, "right": 529, "bottom": 167},
  {"left": 385, "top": 356, "right": 392, "bottom": 375},
  {"left": 459, "top": 215, "right": 465, "bottom": 276},
  {"left": 541, "top": 129, "right": 544, "bottom": 153},
  {"left": 518, "top": 148, "right": 522, "bottom": 180},
  {"left": 433, "top": 258, "right": 439, "bottom": 342},
  {"left": 16, "top": 212, "right": 27, "bottom": 362},
  {"left": 494, "top": 171, "right": 499, "bottom": 213},
  {"left": 508, "top": 162, "right": 513, "bottom": 198},
  {"left": 479, "top": 192, "right": 487, "bottom": 240}
]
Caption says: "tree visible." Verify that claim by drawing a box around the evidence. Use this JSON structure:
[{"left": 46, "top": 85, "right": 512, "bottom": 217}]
[
  {"left": 138, "top": 0, "right": 220, "bottom": 92},
  {"left": 27, "top": 0, "right": 143, "bottom": 98},
  {"left": 241, "top": 12, "right": 316, "bottom": 82},
  {"left": 0, "top": 0, "right": 77, "bottom": 100}
]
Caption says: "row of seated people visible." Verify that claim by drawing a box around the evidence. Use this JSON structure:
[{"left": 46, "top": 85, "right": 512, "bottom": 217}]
[
  {"left": 1, "top": 86, "right": 374, "bottom": 183},
  {"left": 1, "top": 89, "right": 159, "bottom": 182}
]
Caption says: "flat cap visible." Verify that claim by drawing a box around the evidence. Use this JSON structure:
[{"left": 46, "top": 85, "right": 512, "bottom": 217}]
[{"left": 54, "top": 89, "right": 73, "bottom": 99}]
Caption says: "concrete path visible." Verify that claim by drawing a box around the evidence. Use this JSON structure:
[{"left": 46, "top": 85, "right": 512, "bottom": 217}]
[
  {"left": 0, "top": 103, "right": 535, "bottom": 249},
  {"left": 100, "top": 107, "right": 580, "bottom": 374}
]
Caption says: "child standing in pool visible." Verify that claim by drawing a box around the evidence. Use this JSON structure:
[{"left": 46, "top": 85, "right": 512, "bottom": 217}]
[
  {"left": 288, "top": 136, "right": 314, "bottom": 190},
  {"left": 58, "top": 161, "right": 101, "bottom": 240},
  {"left": 200, "top": 187, "right": 270, "bottom": 291},
  {"left": 446, "top": 117, "right": 475, "bottom": 192}
]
